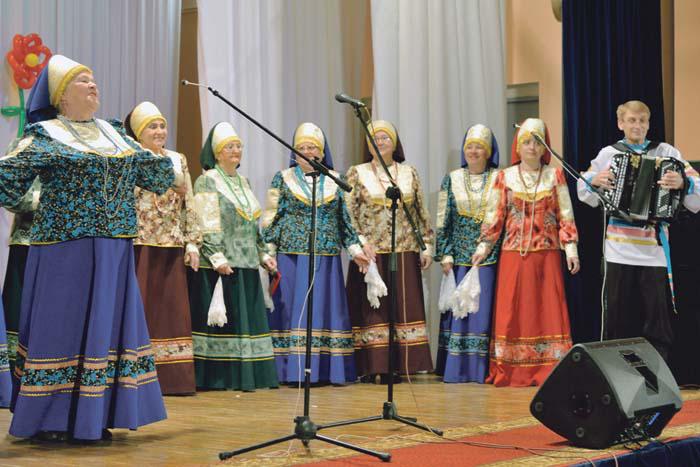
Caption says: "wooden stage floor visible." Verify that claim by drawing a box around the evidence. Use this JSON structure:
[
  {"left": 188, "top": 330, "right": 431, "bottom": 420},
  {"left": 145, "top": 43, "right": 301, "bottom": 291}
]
[{"left": 1, "top": 376, "right": 698, "bottom": 466}]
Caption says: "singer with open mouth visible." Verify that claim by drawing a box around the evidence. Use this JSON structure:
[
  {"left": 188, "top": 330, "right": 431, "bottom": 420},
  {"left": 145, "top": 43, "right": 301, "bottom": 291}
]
[{"left": 0, "top": 54, "right": 174, "bottom": 442}]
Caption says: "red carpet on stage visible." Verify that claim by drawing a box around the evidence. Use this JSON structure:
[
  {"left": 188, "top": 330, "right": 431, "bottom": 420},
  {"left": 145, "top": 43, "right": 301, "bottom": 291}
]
[{"left": 301, "top": 397, "right": 700, "bottom": 466}]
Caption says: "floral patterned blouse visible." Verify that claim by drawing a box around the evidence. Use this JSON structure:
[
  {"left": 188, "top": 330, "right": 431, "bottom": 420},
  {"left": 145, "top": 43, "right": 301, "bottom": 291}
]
[
  {"left": 435, "top": 167, "right": 501, "bottom": 266},
  {"left": 193, "top": 168, "right": 270, "bottom": 270},
  {"left": 261, "top": 167, "right": 362, "bottom": 257},
  {"left": 475, "top": 165, "right": 578, "bottom": 259},
  {"left": 346, "top": 161, "right": 433, "bottom": 255},
  {"left": 134, "top": 149, "right": 201, "bottom": 255},
  {"left": 0, "top": 119, "right": 174, "bottom": 244},
  {"left": 4, "top": 176, "right": 40, "bottom": 246}
]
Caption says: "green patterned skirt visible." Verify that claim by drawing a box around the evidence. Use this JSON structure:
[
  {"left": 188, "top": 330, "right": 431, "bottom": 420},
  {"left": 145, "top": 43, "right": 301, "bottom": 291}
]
[{"left": 188, "top": 267, "right": 278, "bottom": 391}]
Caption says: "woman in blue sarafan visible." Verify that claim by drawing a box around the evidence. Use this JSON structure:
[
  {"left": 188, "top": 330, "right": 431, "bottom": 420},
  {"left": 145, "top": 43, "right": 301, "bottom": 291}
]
[
  {"left": 261, "top": 122, "right": 369, "bottom": 385},
  {"left": 0, "top": 55, "right": 173, "bottom": 441},
  {"left": 434, "top": 124, "right": 502, "bottom": 383}
]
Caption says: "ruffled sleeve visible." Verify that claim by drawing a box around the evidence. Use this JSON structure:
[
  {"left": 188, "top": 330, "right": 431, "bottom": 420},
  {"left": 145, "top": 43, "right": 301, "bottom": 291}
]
[
  {"left": 193, "top": 174, "right": 228, "bottom": 268},
  {"left": 134, "top": 151, "right": 174, "bottom": 195},
  {"left": 260, "top": 171, "right": 285, "bottom": 256},
  {"left": 475, "top": 170, "right": 507, "bottom": 258},
  {"left": 0, "top": 134, "right": 48, "bottom": 208},
  {"left": 434, "top": 174, "right": 454, "bottom": 264},
  {"left": 336, "top": 177, "right": 363, "bottom": 257},
  {"left": 410, "top": 166, "right": 434, "bottom": 257},
  {"left": 554, "top": 167, "right": 579, "bottom": 259},
  {"left": 180, "top": 155, "right": 202, "bottom": 255}
]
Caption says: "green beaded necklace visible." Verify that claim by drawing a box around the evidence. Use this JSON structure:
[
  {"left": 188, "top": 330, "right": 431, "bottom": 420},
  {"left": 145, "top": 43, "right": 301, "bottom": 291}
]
[{"left": 215, "top": 165, "right": 252, "bottom": 215}]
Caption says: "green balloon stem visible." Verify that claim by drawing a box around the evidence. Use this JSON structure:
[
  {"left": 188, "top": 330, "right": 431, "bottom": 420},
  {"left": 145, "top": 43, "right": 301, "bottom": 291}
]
[{"left": 17, "top": 88, "right": 25, "bottom": 138}]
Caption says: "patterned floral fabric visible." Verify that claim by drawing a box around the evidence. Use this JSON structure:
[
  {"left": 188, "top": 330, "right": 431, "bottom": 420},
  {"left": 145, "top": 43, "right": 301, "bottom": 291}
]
[
  {"left": 192, "top": 333, "right": 275, "bottom": 361},
  {"left": 193, "top": 168, "right": 268, "bottom": 269},
  {"left": 270, "top": 330, "right": 355, "bottom": 357},
  {"left": 3, "top": 177, "right": 40, "bottom": 246},
  {"left": 491, "top": 334, "right": 571, "bottom": 367},
  {"left": 5, "top": 334, "right": 17, "bottom": 368},
  {"left": 352, "top": 320, "right": 430, "bottom": 349},
  {"left": 149, "top": 338, "right": 194, "bottom": 366},
  {"left": 134, "top": 149, "right": 201, "bottom": 253},
  {"left": 476, "top": 165, "right": 578, "bottom": 259},
  {"left": 14, "top": 342, "right": 158, "bottom": 397},
  {"left": 435, "top": 168, "right": 501, "bottom": 266},
  {"left": 0, "top": 342, "right": 8, "bottom": 373},
  {"left": 0, "top": 120, "right": 174, "bottom": 244},
  {"left": 261, "top": 168, "right": 361, "bottom": 256},
  {"left": 345, "top": 162, "right": 433, "bottom": 255},
  {"left": 438, "top": 330, "right": 489, "bottom": 356}
]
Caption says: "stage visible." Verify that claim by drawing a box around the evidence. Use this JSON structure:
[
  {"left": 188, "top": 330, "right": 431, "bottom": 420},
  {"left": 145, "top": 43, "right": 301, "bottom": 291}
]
[{"left": 1, "top": 376, "right": 699, "bottom": 466}]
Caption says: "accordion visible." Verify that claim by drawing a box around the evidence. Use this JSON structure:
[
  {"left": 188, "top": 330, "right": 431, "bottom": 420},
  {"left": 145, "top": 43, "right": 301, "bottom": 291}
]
[{"left": 606, "top": 153, "right": 685, "bottom": 222}]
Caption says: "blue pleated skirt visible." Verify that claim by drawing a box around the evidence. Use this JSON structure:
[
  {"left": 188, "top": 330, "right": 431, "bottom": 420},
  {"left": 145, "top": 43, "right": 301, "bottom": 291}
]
[
  {"left": 0, "top": 298, "right": 10, "bottom": 408},
  {"left": 435, "top": 264, "right": 496, "bottom": 383},
  {"left": 268, "top": 254, "right": 356, "bottom": 384},
  {"left": 9, "top": 238, "right": 167, "bottom": 440}
]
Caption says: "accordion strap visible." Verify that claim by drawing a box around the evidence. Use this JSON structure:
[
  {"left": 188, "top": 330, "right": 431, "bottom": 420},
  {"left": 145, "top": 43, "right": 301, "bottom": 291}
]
[{"left": 612, "top": 141, "right": 661, "bottom": 154}]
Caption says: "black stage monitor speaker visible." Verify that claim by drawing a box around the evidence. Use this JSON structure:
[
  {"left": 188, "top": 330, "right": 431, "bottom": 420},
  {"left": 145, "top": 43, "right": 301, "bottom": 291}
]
[{"left": 530, "top": 337, "right": 682, "bottom": 449}]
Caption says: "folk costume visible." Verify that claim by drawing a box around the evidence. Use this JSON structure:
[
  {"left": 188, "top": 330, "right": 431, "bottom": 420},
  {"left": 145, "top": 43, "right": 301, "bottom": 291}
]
[
  {"left": 126, "top": 101, "right": 202, "bottom": 395},
  {"left": 1, "top": 175, "right": 38, "bottom": 374},
  {"left": 188, "top": 122, "right": 278, "bottom": 391},
  {"left": 262, "top": 123, "right": 361, "bottom": 385},
  {"left": 475, "top": 118, "right": 578, "bottom": 387},
  {"left": 345, "top": 120, "right": 434, "bottom": 378},
  {"left": 0, "top": 55, "right": 171, "bottom": 439},
  {"left": 577, "top": 138, "right": 700, "bottom": 360},
  {"left": 434, "top": 125, "right": 501, "bottom": 383}
]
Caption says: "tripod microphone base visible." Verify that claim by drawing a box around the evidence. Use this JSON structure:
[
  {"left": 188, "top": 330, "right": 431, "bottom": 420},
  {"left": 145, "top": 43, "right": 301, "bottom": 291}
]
[
  {"left": 315, "top": 401, "right": 444, "bottom": 436},
  {"left": 218, "top": 415, "right": 391, "bottom": 462},
  {"left": 382, "top": 401, "right": 443, "bottom": 435}
]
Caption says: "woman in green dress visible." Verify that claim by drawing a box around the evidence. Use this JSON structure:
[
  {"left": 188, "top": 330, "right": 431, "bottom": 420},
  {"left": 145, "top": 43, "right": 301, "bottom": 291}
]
[{"left": 188, "top": 122, "right": 278, "bottom": 391}]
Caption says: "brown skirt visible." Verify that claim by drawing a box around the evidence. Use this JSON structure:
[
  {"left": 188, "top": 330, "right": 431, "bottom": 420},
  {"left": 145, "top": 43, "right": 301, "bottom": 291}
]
[
  {"left": 134, "top": 245, "right": 195, "bottom": 395},
  {"left": 346, "top": 251, "right": 433, "bottom": 375}
]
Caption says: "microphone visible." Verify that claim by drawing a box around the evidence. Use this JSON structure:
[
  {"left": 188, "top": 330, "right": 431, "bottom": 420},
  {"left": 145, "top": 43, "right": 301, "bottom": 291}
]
[
  {"left": 335, "top": 93, "right": 366, "bottom": 108},
  {"left": 513, "top": 123, "right": 545, "bottom": 145},
  {"left": 181, "top": 80, "right": 208, "bottom": 88}
]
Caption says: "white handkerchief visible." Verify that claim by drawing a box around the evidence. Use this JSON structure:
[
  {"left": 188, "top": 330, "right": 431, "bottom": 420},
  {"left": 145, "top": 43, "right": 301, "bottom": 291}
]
[
  {"left": 451, "top": 267, "right": 481, "bottom": 319},
  {"left": 438, "top": 272, "right": 457, "bottom": 313},
  {"left": 364, "top": 261, "right": 387, "bottom": 309},
  {"left": 207, "top": 277, "right": 228, "bottom": 327}
]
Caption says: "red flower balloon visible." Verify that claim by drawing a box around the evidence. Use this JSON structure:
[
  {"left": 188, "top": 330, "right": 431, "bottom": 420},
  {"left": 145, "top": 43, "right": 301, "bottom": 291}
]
[{"left": 6, "top": 33, "right": 52, "bottom": 89}]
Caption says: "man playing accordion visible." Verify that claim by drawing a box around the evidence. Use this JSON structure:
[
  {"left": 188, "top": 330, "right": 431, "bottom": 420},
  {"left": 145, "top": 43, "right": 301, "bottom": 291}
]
[{"left": 577, "top": 100, "right": 700, "bottom": 361}]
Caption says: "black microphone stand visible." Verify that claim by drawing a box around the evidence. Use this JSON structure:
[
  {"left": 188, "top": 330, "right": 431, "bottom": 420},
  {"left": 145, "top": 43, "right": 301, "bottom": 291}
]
[
  {"left": 526, "top": 127, "right": 633, "bottom": 223},
  {"left": 318, "top": 101, "right": 443, "bottom": 436},
  {"left": 193, "top": 84, "right": 389, "bottom": 462},
  {"left": 526, "top": 127, "right": 632, "bottom": 343}
]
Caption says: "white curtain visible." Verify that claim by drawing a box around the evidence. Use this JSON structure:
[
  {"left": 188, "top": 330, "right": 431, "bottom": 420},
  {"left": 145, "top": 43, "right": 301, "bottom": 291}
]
[
  {"left": 0, "top": 0, "right": 182, "bottom": 283},
  {"left": 371, "top": 0, "right": 507, "bottom": 358},
  {"left": 197, "top": 0, "right": 369, "bottom": 202}
]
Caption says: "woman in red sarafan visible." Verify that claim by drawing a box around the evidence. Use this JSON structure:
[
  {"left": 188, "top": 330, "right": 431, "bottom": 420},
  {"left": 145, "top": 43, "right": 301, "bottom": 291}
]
[{"left": 472, "top": 118, "right": 580, "bottom": 387}]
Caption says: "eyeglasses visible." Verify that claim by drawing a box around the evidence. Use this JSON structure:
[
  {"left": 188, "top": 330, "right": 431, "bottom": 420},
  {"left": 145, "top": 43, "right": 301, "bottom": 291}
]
[
  {"left": 374, "top": 136, "right": 392, "bottom": 144},
  {"left": 295, "top": 145, "right": 319, "bottom": 152},
  {"left": 222, "top": 142, "right": 243, "bottom": 151}
]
